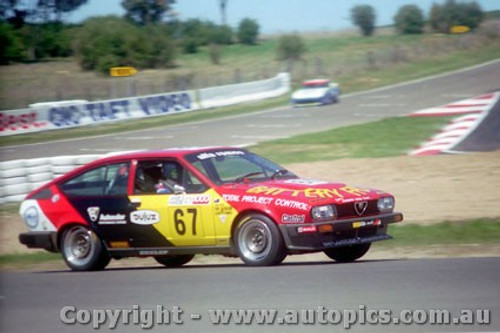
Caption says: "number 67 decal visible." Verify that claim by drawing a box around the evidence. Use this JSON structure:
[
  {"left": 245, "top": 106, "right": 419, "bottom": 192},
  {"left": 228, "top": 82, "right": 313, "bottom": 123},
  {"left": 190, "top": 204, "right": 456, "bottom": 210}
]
[{"left": 174, "top": 208, "right": 197, "bottom": 235}]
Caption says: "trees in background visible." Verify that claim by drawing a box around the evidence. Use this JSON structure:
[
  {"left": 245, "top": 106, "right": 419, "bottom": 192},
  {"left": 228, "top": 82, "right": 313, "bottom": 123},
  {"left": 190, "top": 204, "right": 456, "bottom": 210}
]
[
  {"left": 75, "top": 16, "right": 176, "bottom": 73},
  {"left": 0, "top": 0, "right": 88, "bottom": 62},
  {"left": 394, "top": 4, "right": 425, "bottom": 34},
  {"left": 1, "top": 1, "right": 488, "bottom": 70},
  {"left": 237, "top": 18, "right": 259, "bottom": 45},
  {"left": 276, "top": 33, "right": 306, "bottom": 62},
  {"left": 1, "top": 0, "right": 88, "bottom": 23},
  {"left": 429, "top": 0, "right": 484, "bottom": 33},
  {"left": 351, "top": 5, "right": 376, "bottom": 37},
  {"left": 180, "top": 18, "right": 233, "bottom": 54},
  {"left": 121, "top": 0, "right": 175, "bottom": 26}
]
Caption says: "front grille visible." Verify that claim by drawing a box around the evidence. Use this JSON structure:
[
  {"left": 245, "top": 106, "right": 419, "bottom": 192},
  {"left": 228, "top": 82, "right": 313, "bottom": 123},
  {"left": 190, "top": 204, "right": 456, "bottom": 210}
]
[
  {"left": 335, "top": 226, "right": 379, "bottom": 240},
  {"left": 337, "top": 200, "right": 379, "bottom": 219}
]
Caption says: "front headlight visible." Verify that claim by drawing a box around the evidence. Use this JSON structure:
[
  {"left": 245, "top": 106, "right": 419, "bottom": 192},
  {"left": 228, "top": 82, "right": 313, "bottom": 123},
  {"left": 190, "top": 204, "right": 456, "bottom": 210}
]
[
  {"left": 311, "top": 205, "right": 337, "bottom": 221},
  {"left": 377, "top": 196, "right": 395, "bottom": 213}
]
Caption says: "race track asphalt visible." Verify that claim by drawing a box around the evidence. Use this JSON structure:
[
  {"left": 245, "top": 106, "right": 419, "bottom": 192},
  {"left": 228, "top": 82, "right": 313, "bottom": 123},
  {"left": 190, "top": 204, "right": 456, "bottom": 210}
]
[
  {"left": 1, "top": 59, "right": 500, "bottom": 161},
  {"left": 1, "top": 257, "right": 499, "bottom": 332}
]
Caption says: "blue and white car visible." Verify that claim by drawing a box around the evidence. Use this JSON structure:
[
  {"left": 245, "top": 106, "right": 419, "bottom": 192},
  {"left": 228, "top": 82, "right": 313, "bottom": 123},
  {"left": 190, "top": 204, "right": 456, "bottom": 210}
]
[{"left": 291, "top": 79, "right": 340, "bottom": 107}]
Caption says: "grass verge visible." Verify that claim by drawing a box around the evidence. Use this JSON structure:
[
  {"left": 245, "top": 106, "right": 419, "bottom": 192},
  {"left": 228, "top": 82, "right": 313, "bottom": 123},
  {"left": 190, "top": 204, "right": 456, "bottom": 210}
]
[
  {"left": 252, "top": 115, "right": 453, "bottom": 164},
  {"left": 0, "top": 252, "right": 61, "bottom": 266},
  {"left": 381, "top": 218, "right": 500, "bottom": 248}
]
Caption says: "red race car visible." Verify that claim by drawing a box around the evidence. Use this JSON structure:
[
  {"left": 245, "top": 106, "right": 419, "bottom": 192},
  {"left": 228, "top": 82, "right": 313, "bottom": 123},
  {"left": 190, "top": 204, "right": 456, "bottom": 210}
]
[{"left": 19, "top": 147, "right": 403, "bottom": 270}]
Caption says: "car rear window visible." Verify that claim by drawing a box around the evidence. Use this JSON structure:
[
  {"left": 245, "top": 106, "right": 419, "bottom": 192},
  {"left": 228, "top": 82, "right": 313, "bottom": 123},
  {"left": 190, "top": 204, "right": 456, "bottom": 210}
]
[{"left": 59, "top": 163, "right": 129, "bottom": 196}]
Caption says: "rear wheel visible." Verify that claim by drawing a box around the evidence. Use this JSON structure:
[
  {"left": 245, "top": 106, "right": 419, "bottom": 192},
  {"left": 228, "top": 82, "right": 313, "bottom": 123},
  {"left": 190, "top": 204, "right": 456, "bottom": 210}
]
[
  {"left": 61, "top": 225, "right": 110, "bottom": 271},
  {"left": 324, "top": 243, "right": 371, "bottom": 263},
  {"left": 234, "top": 214, "right": 286, "bottom": 266},
  {"left": 154, "top": 255, "right": 195, "bottom": 268}
]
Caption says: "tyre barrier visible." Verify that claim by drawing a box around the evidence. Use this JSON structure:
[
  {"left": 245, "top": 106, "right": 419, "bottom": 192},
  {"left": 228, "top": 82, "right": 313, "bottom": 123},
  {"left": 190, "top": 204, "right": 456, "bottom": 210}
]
[{"left": 0, "top": 154, "right": 105, "bottom": 204}]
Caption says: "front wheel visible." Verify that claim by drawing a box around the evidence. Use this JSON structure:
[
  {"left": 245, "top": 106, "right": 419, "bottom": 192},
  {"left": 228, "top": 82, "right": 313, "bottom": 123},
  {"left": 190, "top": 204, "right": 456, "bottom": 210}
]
[
  {"left": 234, "top": 214, "right": 287, "bottom": 266},
  {"left": 154, "top": 255, "right": 195, "bottom": 268},
  {"left": 61, "top": 225, "right": 110, "bottom": 271},
  {"left": 324, "top": 243, "right": 371, "bottom": 263}
]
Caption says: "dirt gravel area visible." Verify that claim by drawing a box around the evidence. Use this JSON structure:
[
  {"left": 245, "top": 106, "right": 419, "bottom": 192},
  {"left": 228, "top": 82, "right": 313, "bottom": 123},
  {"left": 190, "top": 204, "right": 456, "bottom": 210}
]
[
  {"left": 2, "top": 151, "right": 499, "bottom": 257},
  {"left": 287, "top": 150, "right": 500, "bottom": 225}
]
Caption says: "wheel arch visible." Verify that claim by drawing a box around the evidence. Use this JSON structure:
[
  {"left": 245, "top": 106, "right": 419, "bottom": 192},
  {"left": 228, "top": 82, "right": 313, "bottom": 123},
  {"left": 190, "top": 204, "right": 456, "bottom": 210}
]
[
  {"left": 56, "top": 221, "right": 95, "bottom": 251},
  {"left": 229, "top": 209, "right": 280, "bottom": 250}
]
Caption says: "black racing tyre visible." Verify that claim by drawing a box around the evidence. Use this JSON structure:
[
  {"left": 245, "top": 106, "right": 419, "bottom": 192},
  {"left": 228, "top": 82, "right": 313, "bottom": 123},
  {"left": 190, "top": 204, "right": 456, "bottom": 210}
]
[
  {"left": 154, "top": 255, "right": 195, "bottom": 268},
  {"left": 324, "top": 243, "right": 371, "bottom": 263},
  {"left": 61, "top": 225, "right": 110, "bottom": 271},
  {"left": 234, "top": 214, "right": 287, "bottom": 266}
]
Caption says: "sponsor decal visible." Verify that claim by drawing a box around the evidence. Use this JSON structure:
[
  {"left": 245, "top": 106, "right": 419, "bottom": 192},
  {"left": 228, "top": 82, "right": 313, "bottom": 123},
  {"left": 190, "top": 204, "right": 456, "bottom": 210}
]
[
  {"left": 98, "top": 214, "right": 127, "bottom": 225},
  {"left": 247, "top": 185, "right": 370, "bottom": 199},
  {"left": 222, "top": 194, "right": 240, "bottom": 202},
  {"left": 282, "top": 214, "right": 306, "bottom": 224},
  {"left": 139, "top": 250, "right": 169, "bottom": 256},
  {"left": 339, "top": 196, "right": 372, "bottom": 204},
  {"left": 51, "top": 194, "right": 60, "bottom": 203},
  {"left": 297, "top": 225, "right": 317, "bottom": 234},
  {"left": 215, "top": 206, "right": 233, "bottom": 215},
  {"left": 168, "top": 194, "right": 210, "bottom": 206},
  {"left": 130, "top": 210, "right": 160, "bottom": 225},
  {"left": 323, "top": 234, "right": 389, "bottom": 248},
  {"left": 354, "top": 201, "right": 368, "bottom": 216},
  {"left": 275, "top": 198, "right": 309, "bottom": 211},
  {"left": 241, "top": 195, "right": 274, "bottom": 205},
  {"left": 218, "top": 215, "right": 227, "bottom": 223},
  {"left": 196, "top": 150, "right": 245, "bottom": 160},
  {"left": 0, "top": 111, "right": 46, "bottom": 133},
  {"left": 352, "top": 219, "right": 381, "bottom": 229},
  {"left": 284, "top": 179, "right": 328, "bottom": 185},
  {"left": 23, "top": 206, "right": 39, "bottom": 229},
  {"left": 87, "top": 206, "right": 100, "bottom": 222}
]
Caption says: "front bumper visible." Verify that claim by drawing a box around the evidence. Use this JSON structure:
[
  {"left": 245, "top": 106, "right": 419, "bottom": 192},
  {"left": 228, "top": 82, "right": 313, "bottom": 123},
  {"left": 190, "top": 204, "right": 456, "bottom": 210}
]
[
  {"left": 19, "top": 232, "right": 58, "bottom": 252},
  {"left": 279, "top": 212, "right": 403, "bottom": 251},
  {"left": 291, "top": 98, "right": 323, "bottom": 107}
]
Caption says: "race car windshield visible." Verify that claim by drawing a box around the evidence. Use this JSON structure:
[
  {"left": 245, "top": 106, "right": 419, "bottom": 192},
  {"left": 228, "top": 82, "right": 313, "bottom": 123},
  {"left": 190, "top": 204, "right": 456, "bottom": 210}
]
[
  {"left": 303, "top": 82, "right": 329, "bottom": 88},
  {"left": 186, "top": 150, "right": 297, "bottom": 185}
]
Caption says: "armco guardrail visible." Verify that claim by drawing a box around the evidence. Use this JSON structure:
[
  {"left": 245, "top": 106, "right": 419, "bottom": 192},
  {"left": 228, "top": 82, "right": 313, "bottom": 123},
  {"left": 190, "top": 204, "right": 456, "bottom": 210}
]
[
  {"left": 199, "top": 73, "right": 290, "bottom": 109},
  {"left": 0, "top": 73, "right": 290, "bottom": 137}
]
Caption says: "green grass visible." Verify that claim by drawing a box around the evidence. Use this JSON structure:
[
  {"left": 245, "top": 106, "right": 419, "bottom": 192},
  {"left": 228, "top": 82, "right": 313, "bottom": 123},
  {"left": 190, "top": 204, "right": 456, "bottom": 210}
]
[
  {"left": 252, "top": 116, "right": 453, "bottom": 164},
  {"left": 0, "top": 252, "right": 61, "bottom": 266},
  {"left": 382, "top": 219, "right": 500, "bottom": 247}
]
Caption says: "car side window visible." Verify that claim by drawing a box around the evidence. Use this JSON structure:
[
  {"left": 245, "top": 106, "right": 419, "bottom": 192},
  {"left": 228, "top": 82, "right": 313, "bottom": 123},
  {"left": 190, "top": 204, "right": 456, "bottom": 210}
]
[
  {"left": 60, "top": 163, "right": 130, "bottom": 196},
  {"left": 134, "top": 160, "right": 208, "bottom": 195}
]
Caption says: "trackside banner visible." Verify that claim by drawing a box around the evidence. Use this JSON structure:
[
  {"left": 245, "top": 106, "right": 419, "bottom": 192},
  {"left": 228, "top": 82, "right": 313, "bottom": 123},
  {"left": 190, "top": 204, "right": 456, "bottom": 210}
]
[
  {"left": 0, "top": 73, "right": 291, "bottom": 137},
  {"left": 0, "top": 90, "right": 198, "bottom": 136}
]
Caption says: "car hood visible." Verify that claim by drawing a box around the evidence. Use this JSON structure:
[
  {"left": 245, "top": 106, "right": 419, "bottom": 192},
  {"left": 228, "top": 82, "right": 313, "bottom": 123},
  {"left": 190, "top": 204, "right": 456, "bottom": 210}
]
[
  {"left": 292, "top": 88, "right": 328, "bottom": 99},
  {"left": 220, "top": 178, "right": 388, "bottom": 205}
]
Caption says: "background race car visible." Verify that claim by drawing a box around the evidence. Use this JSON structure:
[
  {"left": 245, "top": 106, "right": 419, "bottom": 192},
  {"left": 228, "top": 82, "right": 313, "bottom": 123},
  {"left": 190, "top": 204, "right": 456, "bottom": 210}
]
[{"left": 291, "top": 79, "right": 340, "bottom": 106}]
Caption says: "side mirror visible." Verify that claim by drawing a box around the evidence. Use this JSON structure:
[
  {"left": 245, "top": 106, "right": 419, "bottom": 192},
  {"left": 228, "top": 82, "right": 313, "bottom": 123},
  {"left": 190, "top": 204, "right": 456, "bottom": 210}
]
[{"left": 173, "top": 184, "right": 186, "bottom": 195}]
